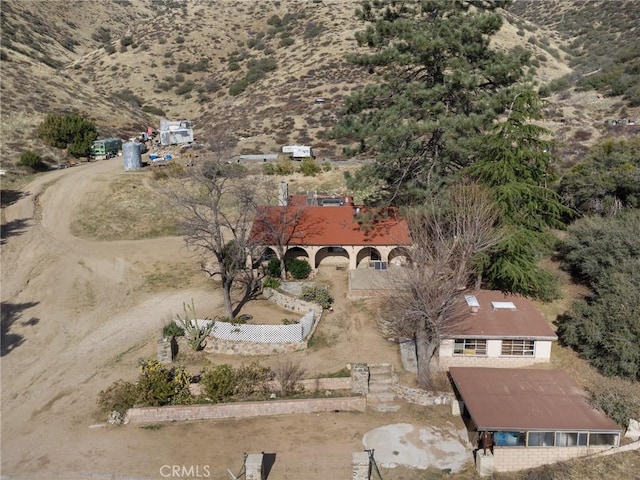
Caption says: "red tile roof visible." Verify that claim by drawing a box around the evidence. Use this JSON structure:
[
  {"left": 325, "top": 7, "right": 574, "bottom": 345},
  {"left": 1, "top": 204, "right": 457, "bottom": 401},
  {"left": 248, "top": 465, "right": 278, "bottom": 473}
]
[
  {"left": 449, "top": 367, "right": 621, "bottom": 432},
  {"left": 250, "top": 204, "right": 411, "bottom": 247},
  {"left": 447, "top": 290, "right": 557, "bottom": 340}
]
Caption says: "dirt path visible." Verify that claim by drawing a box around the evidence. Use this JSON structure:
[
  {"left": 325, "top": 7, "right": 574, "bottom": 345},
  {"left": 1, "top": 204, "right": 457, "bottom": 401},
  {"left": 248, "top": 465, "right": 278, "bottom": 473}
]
[{"left": 1, "top": 161, "right": 427, "bottom": 480}]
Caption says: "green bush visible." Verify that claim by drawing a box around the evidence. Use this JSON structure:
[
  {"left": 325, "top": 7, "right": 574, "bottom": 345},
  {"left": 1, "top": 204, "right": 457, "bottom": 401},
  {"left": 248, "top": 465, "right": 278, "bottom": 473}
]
[
  {"left": 142, "top": 105, "right": 166, "bottom": 116},
  {"left": 266, "top": 258, "right": 281, "bottom": 278},
  {"left": 162, "top": 322, "right": 184, "bottom": 337},
  {"left": 229, "top": 79, "right": 248, "bottom": 96},
  {"left": 201, "top": 364, "right": 236, "bottom": 403},
  {"left": 298, "top": 157, "right": 321, "bottom": 176},
  {"left": 279, "top": 36, "right": 295, "bottom": 47},
  {"left": 263, "top": 276, "right": 281, "bottom": 289},
  {"left": 97, "top": 380, "right": 139, "bottom": 414},
  {"left": 37, "top": 113, "right": 97, "bottom": 157},
  {"left": 135, "top": 359, "right": 192, "bottom": 407},
  {"left": 299, "top": 285, "right": 333, "bottom": 309},
  {"left": 286, "top": 258, "right": 311, "bottom": 279},
  {"left": 175, "top": 81, "right": 195, "bottom": 95},
  {"left": 265, "top": 158, "right": 294, "bottom": 175},
  {"left": 18, "top": 150, "right": 44, "bottom": 170}
]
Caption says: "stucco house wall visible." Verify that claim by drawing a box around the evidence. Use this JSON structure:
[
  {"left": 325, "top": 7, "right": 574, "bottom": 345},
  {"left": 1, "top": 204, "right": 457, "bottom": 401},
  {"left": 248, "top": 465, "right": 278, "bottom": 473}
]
[{"left": 438, "top": 339, "right": 553, "bottom": 370}]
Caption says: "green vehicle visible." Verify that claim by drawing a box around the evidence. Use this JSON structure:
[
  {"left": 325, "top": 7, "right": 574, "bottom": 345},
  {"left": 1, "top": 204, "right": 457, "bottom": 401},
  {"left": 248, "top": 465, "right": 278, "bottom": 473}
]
[{"left": 89, "top": 138, "right": 122, "bottom": 159}]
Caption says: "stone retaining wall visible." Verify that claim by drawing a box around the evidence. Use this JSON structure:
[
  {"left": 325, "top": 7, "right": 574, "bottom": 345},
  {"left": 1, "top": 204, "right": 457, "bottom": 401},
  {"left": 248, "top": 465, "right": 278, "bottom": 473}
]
[
  {"left": 393, "top": 384, "right": 453, "bottom": 406},
  {"left": 263, "top": 287, "right": 320, "bottom": 316},
  {"left": 125, "top": 396, "right": 366, "bottom": 424},
  {"left": 203, "top": 336, "right": 307, "bottom": 355}
]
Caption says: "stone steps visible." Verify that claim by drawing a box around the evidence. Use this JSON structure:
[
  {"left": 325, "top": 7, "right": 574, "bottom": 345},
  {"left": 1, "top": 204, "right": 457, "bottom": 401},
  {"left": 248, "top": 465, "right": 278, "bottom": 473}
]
[{"left": 366, "top": 363, "right": 402, "bottom": 413}]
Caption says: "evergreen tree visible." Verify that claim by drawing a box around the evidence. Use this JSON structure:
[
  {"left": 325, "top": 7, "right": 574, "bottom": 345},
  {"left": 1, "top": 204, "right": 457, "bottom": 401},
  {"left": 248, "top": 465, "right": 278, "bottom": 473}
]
[
  {"left": 332, "top": 0, "right": 529, "bottom": 205},
  {"left": 464, "top": 90, "right": 571, "bottom": 300}
]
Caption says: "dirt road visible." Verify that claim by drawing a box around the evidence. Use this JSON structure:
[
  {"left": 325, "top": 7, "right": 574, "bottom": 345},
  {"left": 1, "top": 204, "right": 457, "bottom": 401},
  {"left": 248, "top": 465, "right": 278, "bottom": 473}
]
[{"left": 0, "top": 160, "right": 420, "bottom": 480}]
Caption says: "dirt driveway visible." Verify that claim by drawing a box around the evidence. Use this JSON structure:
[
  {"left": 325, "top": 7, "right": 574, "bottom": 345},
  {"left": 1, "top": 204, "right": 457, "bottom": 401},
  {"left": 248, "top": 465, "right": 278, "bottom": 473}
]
[{"left": 1, "top": 160, "right": 469, "bottom": 480}]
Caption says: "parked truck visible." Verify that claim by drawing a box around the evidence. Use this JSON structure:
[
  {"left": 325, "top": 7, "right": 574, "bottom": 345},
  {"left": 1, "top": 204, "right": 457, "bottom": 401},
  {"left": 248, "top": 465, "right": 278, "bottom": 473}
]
[
  {"left": 89, "top": 138, "right": 122, "bottom": 159},
  {"left": 282, "top": 145, "right": 315, "bottom": 160}
]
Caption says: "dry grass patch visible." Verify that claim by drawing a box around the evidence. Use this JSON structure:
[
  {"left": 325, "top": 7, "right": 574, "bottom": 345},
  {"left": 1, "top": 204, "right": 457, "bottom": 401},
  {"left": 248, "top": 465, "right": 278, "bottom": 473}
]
[{"left": 70, "top": 172, "right": 178, "bottom": 240}]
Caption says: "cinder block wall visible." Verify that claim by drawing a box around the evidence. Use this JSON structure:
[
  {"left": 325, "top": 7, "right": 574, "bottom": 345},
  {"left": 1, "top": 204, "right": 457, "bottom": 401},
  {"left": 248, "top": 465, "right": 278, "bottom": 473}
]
[{"left": 493, "top": 446, "right": 612, "bottom": 472}]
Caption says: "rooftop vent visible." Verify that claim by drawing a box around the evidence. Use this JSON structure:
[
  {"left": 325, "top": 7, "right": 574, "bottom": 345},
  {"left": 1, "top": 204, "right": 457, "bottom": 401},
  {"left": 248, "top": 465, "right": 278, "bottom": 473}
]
[
  {"left": 465, "top": 295, "right": 480, "bottom": 314},
  {"left": 491, "top": 301, "right": 516, "bottom": 311}
]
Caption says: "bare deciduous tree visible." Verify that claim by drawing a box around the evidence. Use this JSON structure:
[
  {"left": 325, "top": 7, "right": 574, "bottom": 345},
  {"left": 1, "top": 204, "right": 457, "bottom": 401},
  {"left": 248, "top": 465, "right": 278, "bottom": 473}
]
[
  {"left": 165, "top": 132, "right": 268, "bottom": 318},
  {"left": 380, "top": 183, "right": 503, "bottom": 390}
]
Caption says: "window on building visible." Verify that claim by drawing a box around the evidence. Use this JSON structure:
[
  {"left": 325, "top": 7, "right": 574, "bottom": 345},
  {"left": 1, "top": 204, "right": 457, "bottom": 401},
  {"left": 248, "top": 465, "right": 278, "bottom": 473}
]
[
  {"left": 528, "top": 431, "right": 554, "bottom": 447},
  {"left": 589, "top": 433, "right": 619, "bottom": 446},
  {"left": 494, "top": 431, "right": 526, "bottom": 447},
  {"left": 501, "top": 339, "right": 535, "bottom": 356},
  {"left": 555, "top": 432, "right": 588, "bottom": 447},
  {"left": 453, "top": 339, "right": 487, "bottom": 356}
]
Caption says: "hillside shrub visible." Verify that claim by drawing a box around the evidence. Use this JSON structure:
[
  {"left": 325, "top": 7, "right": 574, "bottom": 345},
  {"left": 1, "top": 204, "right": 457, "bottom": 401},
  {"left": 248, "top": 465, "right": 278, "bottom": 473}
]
[
  {"left": 588, "top": 377, "right": 640, "bottom": 428},
  {"left": 37, "top": 113, "right": 97, "bottom": 157},
  {"left": 299, "top": 285, "right": 333, "bottom": 309},
  {"left": 286, "top": 258, "right": 311, "bottom": 279},
  {"left": 176, "top": 81, "right": 195, "bottom": 95},
  {"left": 18, "top": 150, "right": 44, "bottom": 170},
  {"left": 229, "top": 79, "right": 248, "bottom": 96},
  {"left": 298, "top": 157, "right": 321, "bottom": 176},
  {"left": 263, "top": 158, "right": 295, "bottom": 175},
  {"left": 142, "top": 105, "right": 166, "bottom": 116}
]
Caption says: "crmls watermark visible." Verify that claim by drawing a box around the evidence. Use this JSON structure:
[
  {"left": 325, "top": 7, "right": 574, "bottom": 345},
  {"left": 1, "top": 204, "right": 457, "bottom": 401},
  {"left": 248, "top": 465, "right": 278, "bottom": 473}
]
[{"left": 159, "top": 465, "right": 212, "bottom": 478}]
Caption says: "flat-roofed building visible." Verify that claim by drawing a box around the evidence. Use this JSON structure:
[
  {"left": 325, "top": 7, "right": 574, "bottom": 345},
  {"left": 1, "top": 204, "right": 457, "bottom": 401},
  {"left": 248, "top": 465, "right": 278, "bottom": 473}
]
[{"left": 449, "top": 367, "right": 621, "bottom": 474}]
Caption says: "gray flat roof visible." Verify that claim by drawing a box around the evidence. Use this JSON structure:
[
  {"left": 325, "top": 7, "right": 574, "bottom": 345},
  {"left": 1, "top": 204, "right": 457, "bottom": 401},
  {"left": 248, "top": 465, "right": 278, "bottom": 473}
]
[{"left": 449, "top": 367, "right": 621, "bottom": 432}]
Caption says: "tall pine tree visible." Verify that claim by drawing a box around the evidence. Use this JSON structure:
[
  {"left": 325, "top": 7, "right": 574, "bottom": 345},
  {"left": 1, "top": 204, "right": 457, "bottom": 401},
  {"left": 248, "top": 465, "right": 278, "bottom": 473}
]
[{"left": 332, "top": 0, "right": 529, "bottom": 205}]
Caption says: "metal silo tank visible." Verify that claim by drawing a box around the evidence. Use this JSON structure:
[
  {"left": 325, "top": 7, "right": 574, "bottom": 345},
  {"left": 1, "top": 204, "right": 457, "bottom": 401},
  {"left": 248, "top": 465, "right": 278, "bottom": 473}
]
[{"left": 122, "top": 141, "right": 142, "bottom": 171}]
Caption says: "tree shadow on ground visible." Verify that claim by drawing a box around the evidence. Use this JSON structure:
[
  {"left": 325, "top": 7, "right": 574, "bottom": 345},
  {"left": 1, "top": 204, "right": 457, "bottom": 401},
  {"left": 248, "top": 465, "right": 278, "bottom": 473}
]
[
  {"left": 1, "top": 217, "right": 30, "bottom": 245},
  {"left": 1, "top": 301, "right": 40, "bottom": 356},
  {"left": 0, "top": 188, "right": 26, "bottom": 208}
]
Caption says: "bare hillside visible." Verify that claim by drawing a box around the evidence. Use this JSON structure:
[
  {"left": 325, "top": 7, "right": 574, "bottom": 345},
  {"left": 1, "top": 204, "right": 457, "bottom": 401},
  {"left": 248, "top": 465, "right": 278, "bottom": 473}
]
[{"left": 1, "top": 0, "right": 637, "bottom": 167}]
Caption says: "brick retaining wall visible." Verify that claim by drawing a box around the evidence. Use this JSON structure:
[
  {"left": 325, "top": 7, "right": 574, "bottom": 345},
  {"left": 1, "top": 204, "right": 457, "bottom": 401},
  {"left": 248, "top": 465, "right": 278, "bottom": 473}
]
[{"left": 125, "top": 396, "right": 366, "bottom": 424}]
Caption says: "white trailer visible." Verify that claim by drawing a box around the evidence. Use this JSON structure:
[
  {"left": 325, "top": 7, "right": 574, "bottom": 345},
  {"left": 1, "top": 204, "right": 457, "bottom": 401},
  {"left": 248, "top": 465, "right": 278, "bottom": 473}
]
[
  {"left": 159, "top": 119, "right": 194, "bottom": 146},
  {"left": 282, "top": 145, "right": 314, "bottom": 160}
]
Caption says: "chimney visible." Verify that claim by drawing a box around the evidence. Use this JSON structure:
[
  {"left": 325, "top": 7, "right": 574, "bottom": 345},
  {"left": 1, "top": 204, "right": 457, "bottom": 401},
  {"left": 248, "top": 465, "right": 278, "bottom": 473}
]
[{"left": 278, "top": 182, "right": 288, "bottom": 206}]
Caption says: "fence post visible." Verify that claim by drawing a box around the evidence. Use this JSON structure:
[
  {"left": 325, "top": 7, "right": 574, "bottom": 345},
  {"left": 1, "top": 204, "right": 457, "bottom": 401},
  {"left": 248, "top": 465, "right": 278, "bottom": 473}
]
[
  {"left": 352, "top": 452, "right": 370, "bottom": 480},
  {"left": 351, "top": 363, "right": 370, "bottom": 394}
]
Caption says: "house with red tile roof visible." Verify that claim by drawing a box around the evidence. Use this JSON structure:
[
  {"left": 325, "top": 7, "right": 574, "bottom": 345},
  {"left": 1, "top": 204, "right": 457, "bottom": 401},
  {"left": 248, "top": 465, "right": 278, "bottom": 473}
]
[
  {"left": 437, "top": 290, "right": 558, "bottom": 370},
  {"left": 449, "top": 367, "right": 621, "bottom": 474},
  {"left": 249, "top": 192, "right": 412, "bottom": 271}
]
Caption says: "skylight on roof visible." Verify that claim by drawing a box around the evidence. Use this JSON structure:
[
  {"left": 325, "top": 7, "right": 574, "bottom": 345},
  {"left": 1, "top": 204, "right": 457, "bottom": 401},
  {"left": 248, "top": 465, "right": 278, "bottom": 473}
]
[
  {"left": 492, "top": 301, "right": 516, "bottom": 310},
  {"left": 465, "top": 295, "right": 480, "bottom": 308}
]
